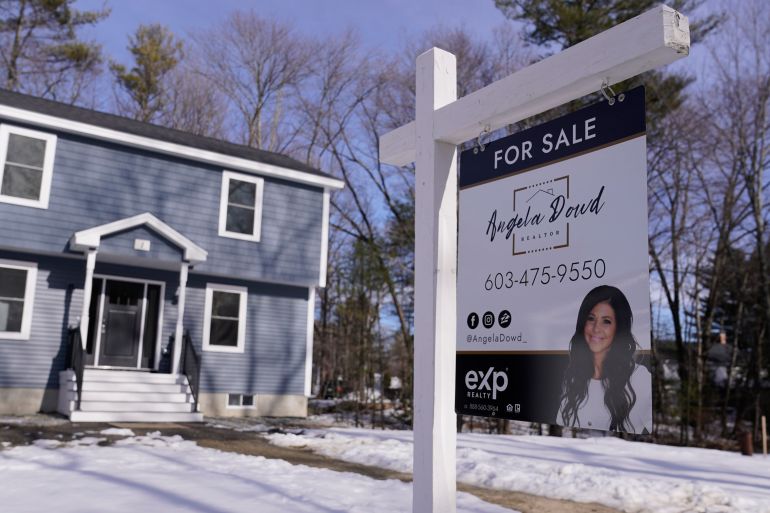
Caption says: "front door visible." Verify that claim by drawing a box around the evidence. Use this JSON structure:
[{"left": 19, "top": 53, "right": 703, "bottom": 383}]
[{"left": 98, "top": 280, "right": 144, "bottom": 368}]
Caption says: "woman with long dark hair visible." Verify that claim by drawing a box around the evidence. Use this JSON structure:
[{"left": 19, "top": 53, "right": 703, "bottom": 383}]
[{"left": 558, "top": 285, "right": 651, "bottom": 433}]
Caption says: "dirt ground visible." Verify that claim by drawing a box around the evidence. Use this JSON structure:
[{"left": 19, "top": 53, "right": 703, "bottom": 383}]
[{"left": 0, "top": 416, "right": 620, "bottom": 513}]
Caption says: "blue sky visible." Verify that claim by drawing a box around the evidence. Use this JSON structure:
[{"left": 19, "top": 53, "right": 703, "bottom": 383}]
[
  {"left": 74, "top": 0, "right": 711, "bottom": 90},
  {"left": 75, "top": 0, "right": 510, "bottom": 63}
]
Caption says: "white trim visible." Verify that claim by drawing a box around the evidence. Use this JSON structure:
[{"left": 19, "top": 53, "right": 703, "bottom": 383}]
[
  {"left": 91, "top": 274, "right": 166, "bottom": 370},
  {"left": 318, "top": 189, "right": 330, "bottom": 288},
  {"left": 0, "top": 259, "right": 37, "bottom": 340},
  {"left": 136, "top": 283, "right": 148, "bottom": 368},
  {"left": 202, "top": 283, "right": 247, "bottom": 354},
  {"left": 0, "top": 104, "right": 344, "bottom": 190},
  {"left": 92, "top": 279, "right": 107, "bottom": 365},
  {"left": 93, "top": 273, "right": 166, "bottom": 287},
  {"left": 152, "top": 283, "right": 166, "bottom": 372},
  {"left": 218, "top": 171, "right": 264, "bottom": 242},
  {"left": 0, "top": 124, "right": 57, "bottom": 209},
  {"left": 305, "top": 288, "right": 315, "bottom": 397},
  {"left": 71, "top": 212, "right": 207, "bottom": 264}
]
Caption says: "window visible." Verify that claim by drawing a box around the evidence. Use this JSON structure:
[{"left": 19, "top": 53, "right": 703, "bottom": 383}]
[
  {"left": 226, "top": 393, "right": 255, "bottom": 409},
  {"left": 202, "top": 283, "right": 247, "bottom": 353},
  {"left": 0, "top": 125, "right": 57, "bottom": 209},
  {"left": 218, "top": 171, "right": 264, "bottom": 242},
  {"left": 0, "top": 260, "right": 37, "bottom": 340}
]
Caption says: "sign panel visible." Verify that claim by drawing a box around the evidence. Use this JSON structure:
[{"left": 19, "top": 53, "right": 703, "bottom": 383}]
[{"left": 455, "top": 87, "right": 652, "bottom": 434}]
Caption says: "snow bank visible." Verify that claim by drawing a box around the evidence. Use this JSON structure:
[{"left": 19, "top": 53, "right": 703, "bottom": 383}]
[
  {"left": 266, "top": 429, "right": 770, "bottom": 513},
  {"left": 0, "top": 432, "right": 515, "bottom": 513}
]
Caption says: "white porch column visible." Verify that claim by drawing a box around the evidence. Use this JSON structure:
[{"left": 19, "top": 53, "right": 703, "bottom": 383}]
[
  {"left": 79, "top": 248, "right": 98, "bottom": 348},
  {"left": 172, "top": 261, "right": 189, "bottom": 374},
  {"left": 412, "top": 48, "right": 458, "bottom": 513}
]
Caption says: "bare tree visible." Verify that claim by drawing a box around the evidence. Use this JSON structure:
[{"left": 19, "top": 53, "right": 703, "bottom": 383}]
[
  {"left": 193, "top": 12, "right": 311, "bottom": 150},
  {"left": 160, "top": 64, "right": 228, "bottom": 138},
  {"left": 647, "top": 98, "right": 703, "bottom": 442},
  {"left": 704, "top": 0, "right": 770, "bottom": 438}
]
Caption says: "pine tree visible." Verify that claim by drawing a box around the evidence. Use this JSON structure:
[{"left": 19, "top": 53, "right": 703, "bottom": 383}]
[
  {"left": 0, "top": 0, "right": 108, "bottom": 103},
  {"left": 111, "top": 24, "right": 183, "bottom": 123}
]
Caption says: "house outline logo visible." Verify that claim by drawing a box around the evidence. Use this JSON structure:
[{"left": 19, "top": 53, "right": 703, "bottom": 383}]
[
  {"left": 526, "top": 187, "right": 555, "bottom": 203},
  {"left": 512, "top": 175, "right": 570, "bottom": 256}
]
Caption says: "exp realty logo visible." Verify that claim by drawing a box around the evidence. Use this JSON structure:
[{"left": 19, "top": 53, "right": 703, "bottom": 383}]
[
  {"left": 484, "top": 175, "right": 606, "bottom": 256},
  {"left": 465, "top": 367, "right": 509, "bottom": 400}
]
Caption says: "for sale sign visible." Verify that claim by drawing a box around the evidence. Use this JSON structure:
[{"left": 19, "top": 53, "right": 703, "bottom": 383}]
[{"left": 456, "top": 87, "right": 652, "bottom": 434}]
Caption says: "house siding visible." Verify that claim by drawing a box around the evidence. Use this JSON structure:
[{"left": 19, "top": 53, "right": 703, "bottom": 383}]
[
  {"left": 185, "top": 275, "right": 308, "bottom": 396},
  {"left": 0, "top": 125, "right": 324, "bottom": 286},
  {"left": 0, "top": 111, "right": 323, "bottom": 415},
  {"left": 99, "top": 225, "right": 184, "bottom": 264},
  {"left": 0, "top": 253, "right": 308, "bottom": 398},
  {"left": 0, "top": 251, "right": 82, "bottom": 390}
]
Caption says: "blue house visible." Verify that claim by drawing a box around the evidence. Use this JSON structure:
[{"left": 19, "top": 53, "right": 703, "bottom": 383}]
[{"left": 0, "top": 90, "right": 343, "bottom": 422}]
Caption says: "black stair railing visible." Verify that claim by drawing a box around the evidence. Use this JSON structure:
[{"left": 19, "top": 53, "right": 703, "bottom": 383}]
[
  {"left": 67, "top": 327, "right": 85, "bottom": 411},
  {"left": 181, "top": 330, "right": 201, "bottom": 412}
]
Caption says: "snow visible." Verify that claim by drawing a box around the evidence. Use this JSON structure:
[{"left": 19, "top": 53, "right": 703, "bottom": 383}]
[
  {"left": 0, "top": 431, "right": 514, "bottom": 513},
  {"left": 100, "top": 428, "right": 135, "bottom": 437},
  {"left": 3, "top": 416, "right": 769, "bottom": 513},
  {"left": 266, "top": 428, "right": 770, "bottom": 513},
  {"left": 205, "top": 419, "right": 272, "bottom": 433},
  {"left": 0, "top": 415, "right": 68, "bottom": 426}
]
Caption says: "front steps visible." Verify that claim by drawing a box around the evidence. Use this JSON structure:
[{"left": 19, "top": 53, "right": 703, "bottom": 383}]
[{"left": 58, "top": 368, "right": 203, "bottom": 423}]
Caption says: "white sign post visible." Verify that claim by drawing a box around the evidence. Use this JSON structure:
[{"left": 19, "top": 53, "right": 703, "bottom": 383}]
[
  {"left": 412, "top": 47, "right": 458, "bottom": 513},
  {"left": 379, "top": 6, "right": 689, "bottom": 513}
]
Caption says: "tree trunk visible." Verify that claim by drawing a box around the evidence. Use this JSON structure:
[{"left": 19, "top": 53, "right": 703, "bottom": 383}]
[{"left": 694, "top": 267, "right": 704, "bottom": 442}]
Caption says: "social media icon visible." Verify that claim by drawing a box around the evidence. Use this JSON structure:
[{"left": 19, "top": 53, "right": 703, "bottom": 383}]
[
  {"left": 482, "top": 311, "right": 495, "bottom": 329},
  {"left": 498, "top": 310, "right": 511, "bottom": 328},
  {"left": 467, "top": 312, "right": 479, "bottom": 329}
]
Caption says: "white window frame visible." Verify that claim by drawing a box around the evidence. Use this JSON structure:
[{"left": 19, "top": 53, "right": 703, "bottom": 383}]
[
  {"left": 0, "top": 125, "right": 57, "bottom": 209},
  {"left": 202, "top": 283, "right": 247, "bottom": 353},
  {"left": 218, "top": 170, "right": 264, "bottom": 242},
  {"left": 0, "top": 259, "right": 38, "bottom": 340},
  {"left": 225, "top": 393, "right": 256, "bottom": 409}
]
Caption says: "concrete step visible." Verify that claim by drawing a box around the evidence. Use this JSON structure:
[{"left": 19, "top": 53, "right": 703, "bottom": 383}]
[
  {"left": 69, "top": 411, "right": 204, "bottom": 423},
  {"left": 79, "top": 391, "right": 194, "bottom": 403},
  {"left": 79, "top": 401, "right": 196, "bottom": 413},
  {"left": 77, "top": 381, "right": 189, "bottom": 394},
  {"left": 60, "top": 369, "right": 201, "bottom": 422},
  {"left": 82, "top": 370, "right": 185, "bottom": 385}
]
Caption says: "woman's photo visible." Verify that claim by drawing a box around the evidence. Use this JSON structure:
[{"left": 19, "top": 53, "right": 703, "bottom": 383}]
[{"left": 557, "top": 285, "right": 652, "bottom": 433}]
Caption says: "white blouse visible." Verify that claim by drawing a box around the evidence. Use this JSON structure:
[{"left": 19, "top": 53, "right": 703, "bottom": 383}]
[{"left": 558, "top": 364, "right": 652, "bottom": 434}]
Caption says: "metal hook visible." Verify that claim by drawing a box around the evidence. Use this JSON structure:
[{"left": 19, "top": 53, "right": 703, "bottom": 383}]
[
  {"left": 473, "top": 125, "right": 491, "bottom": 154},
  {"left": 600, "top": 81, "right": 625, "bottom": 105}
]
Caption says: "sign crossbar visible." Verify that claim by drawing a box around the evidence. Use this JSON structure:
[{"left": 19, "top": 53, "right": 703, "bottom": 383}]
[{"left": 380, "top": 5, "right": 689, "bottom": 167}]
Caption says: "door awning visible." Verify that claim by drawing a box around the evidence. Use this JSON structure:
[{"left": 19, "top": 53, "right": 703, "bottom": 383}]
[{"left": 69, "top": 212, "right": 208, "bottom": 264}]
